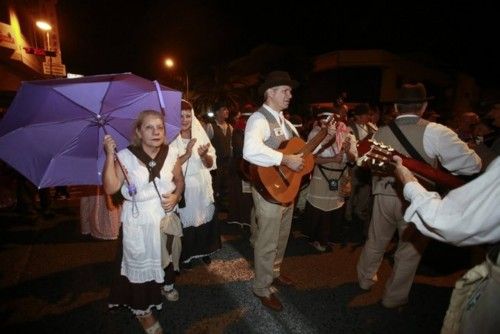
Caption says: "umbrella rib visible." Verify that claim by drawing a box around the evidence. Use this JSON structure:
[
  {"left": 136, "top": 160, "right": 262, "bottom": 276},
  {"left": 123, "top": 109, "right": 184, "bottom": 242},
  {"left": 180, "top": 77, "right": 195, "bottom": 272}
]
[{"left": 48, "top": 87, "right": 96, "bottom": 116}]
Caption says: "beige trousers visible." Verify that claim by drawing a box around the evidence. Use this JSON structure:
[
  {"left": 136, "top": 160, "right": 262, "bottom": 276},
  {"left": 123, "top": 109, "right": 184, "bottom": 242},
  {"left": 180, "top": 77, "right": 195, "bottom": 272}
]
[
  {"left": 251, "top": 187, "right": 293, "bottom": 297},
  {"left": 357, "top": 194, "right": 428, "bottom": 306}
]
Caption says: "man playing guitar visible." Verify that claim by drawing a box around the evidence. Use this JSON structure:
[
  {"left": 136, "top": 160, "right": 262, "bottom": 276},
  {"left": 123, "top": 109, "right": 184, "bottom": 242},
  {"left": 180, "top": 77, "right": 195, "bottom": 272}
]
[
  {"left": 356, "top": 82, "right": 482, "bottom": 309},
  {"left": 243, "top": 71, "right": 336, "bottom": 312}
]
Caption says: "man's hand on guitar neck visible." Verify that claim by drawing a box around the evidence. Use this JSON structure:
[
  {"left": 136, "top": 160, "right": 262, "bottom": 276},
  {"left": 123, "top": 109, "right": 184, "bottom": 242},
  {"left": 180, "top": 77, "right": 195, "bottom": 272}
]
[
  {"left": 392, "top": 155, "right": 418, "bottom": 185},
  {"left": 281, "top": 153, "right": 304, "bottom": 171}
]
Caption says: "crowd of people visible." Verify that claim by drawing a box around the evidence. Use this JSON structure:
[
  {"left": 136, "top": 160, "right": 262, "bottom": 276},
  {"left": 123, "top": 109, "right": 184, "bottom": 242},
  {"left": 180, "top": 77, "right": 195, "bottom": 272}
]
[{"left": 1, "top": 71, "right": 499, "bottom": 334}]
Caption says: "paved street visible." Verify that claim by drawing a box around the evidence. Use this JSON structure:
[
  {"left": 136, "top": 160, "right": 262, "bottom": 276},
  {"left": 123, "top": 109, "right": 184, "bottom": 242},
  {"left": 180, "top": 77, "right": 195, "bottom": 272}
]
[{"left": 0, "top": 186, "right": 476, "bottom": 333}]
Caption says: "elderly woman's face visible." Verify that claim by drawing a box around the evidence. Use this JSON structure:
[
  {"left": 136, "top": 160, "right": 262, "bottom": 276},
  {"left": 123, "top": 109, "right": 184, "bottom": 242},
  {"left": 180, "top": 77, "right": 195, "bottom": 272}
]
[
  {"left": 181, "top": 108, "right": 193, "bottom": 131},
  {"left": 137, "top": 114, "right": 165, "bottom": 148}
]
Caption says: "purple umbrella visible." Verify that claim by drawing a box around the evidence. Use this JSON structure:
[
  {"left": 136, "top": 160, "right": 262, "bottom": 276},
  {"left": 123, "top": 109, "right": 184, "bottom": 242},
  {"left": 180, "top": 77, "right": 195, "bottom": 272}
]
[{"left": 0, "top": 73, "right": 182, "bottom": 188}]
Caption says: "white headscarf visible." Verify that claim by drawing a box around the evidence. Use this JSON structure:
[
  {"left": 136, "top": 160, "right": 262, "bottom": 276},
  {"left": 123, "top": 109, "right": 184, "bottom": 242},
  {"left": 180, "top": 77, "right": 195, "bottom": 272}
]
[
  {"left": 172, "top": 103, "right": 217, "bottom": 172},
  {"left": 189, "top": 108, "right": 217, "bottom": 171}
]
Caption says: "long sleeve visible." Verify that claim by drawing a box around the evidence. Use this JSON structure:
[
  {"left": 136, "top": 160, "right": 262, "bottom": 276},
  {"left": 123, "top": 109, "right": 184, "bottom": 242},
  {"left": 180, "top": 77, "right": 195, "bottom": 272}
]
[
  {"left": 403, "top": 157, "right": 500, "bottom": 246},
  {"left": 423, "top": 122, "right": 482, "bottom": 175},
  {"left": 243, "top": 112, "right": 283, "bottom": 167}
]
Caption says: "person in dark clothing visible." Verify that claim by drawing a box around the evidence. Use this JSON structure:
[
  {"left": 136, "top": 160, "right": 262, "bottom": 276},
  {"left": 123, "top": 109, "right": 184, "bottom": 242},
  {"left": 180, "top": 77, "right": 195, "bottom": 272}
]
[{"left": 206, "top": 101, "right": 233, "bottom": 212}]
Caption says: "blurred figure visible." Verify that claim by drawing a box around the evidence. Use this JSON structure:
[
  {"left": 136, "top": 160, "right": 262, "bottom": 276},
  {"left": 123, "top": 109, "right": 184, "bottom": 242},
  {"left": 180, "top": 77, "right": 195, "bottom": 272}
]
[
  {"left": 206, "top": 101, "right": 233, "bottom": 213},
  {"left": 483, "top": 100, "right": 500, "bottom": 155},
  {"left": 453, "top": 111, "right": 480, "bottom": 143},
  {"left": 227, "top": 105, "right": 254, "bottom": 227},
  {"left": 80, "top": 185, "right": 121, "bottom": 240},
  {"left": 345, "top": 103, "right": 376, "bottom": 243},
  {"left": 54, "top": 186, "right": 70, "bottom": 200}
]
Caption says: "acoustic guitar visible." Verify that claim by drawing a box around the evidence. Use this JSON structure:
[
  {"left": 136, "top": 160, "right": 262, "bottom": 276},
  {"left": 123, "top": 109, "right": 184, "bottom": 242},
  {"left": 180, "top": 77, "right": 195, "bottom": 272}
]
[
  {"left": 356, "top": 137, "right": 465, "bottom": 189},
  {"left": 244, "top": 114, "right": 340, "bottom": 205}
]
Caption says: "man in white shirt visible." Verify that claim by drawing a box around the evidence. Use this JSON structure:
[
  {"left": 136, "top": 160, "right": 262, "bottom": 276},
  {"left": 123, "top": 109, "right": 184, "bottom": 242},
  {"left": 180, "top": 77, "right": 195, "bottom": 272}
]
[
  {"left": 243, "top": 71, "right": 334, "bottom": 311},
  {"left": 393, "top": 155, "right": 500, "bottom": 246},
  {"left": 393, "top": 154, "right": 499, "bottom": 333},
  {"left": 356, "top": 83, "right": 482, "bottom": 309}
]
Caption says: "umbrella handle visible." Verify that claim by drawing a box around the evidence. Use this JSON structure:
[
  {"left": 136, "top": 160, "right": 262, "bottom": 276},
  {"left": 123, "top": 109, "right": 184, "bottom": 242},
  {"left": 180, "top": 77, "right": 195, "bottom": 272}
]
[
  {"left": 113, "top": 152, "right": 137, "bottom": 196},
  {"left": 102, "top": 127, "right": 137, "bottom": 196}
]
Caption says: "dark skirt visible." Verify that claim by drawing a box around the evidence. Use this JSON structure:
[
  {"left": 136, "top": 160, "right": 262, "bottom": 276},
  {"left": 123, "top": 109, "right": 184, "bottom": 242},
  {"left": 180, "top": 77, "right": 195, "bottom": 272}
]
[
  {"left": 108, "top": 230, "right": 163, "bottom": 315},
  {"left": 304, "top": 201, "right": 345, "bottom": 244},
  {"left": 108, "top": 275, "right": 163, "bottom": 315},
  {"left": 181, "top": 217, "right": 221, "bottom": 263}
]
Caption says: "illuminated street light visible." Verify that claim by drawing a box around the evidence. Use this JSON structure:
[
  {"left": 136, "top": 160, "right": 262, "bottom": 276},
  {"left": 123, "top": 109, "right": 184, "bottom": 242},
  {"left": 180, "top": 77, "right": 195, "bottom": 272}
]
[
  {"left": 36, "top": 20, "right": 53, "bottom": 76},
  {"left": 164, "top": 57, "right": 189, "bottom": 98}
]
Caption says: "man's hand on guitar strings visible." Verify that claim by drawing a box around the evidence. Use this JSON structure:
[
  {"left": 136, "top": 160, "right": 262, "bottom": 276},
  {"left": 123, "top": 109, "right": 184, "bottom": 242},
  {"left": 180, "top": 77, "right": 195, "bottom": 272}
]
[
  {"left": 392, "top": 155, "right": 418, "bottom": 185},
  {"left": 282, "top": 153, "right": 304, "bottom": 171}
]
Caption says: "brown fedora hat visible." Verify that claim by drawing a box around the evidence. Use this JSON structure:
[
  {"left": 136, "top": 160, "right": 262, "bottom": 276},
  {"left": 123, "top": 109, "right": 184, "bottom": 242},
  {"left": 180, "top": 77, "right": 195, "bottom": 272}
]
[
  {"left": 394, "top": 83, "right": 434, "bottom": 104},
  {"left": 258, "top": 71, "right": 299, "bottom": 95}
]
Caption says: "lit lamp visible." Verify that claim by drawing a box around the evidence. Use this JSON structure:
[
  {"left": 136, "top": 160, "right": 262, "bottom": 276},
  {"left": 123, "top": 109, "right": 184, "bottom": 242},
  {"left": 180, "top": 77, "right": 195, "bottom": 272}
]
[
  {"left": 36, "top": 20, "right": 52, "bottom": 76},
  {"left": 164, "top": 57, "right": 189, "bottom": 98}
]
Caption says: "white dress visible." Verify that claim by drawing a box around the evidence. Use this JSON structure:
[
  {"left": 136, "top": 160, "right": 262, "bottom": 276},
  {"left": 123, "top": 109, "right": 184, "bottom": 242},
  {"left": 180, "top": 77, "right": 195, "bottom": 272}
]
[
  {"left": 171, "top": 136, "right": 216, "bottom": 227},
  {"left": 117, "top": 147, "right": 178, "bottom": 284}
]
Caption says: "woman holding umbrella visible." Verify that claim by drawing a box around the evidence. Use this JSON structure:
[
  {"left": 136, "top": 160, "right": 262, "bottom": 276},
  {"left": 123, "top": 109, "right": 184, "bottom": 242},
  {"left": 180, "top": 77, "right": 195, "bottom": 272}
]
[{"left": 103, "top": 109, "right": 184, "bottom": 334}]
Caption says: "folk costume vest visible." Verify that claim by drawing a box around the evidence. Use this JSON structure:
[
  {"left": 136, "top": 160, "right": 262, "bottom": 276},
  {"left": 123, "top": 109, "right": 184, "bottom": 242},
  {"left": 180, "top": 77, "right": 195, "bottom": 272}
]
[
  {"left": 257, "top": 106, "right": 296, "bottom": 149},
  {"left": 372, "top": 117, "right": 436, "bottom": 196}
]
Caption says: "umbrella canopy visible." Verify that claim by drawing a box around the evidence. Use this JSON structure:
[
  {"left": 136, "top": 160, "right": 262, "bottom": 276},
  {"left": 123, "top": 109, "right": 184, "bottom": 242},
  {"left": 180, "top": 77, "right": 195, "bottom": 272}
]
[{"left": 0, "top": 73, "right": 182, "bottom": 188}]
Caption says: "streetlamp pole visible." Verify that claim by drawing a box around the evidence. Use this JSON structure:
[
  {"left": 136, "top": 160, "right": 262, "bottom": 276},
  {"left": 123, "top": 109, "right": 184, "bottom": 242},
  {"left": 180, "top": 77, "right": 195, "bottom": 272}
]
[{"left": 36, "top": 20, "right": 52, "bottom": 77}]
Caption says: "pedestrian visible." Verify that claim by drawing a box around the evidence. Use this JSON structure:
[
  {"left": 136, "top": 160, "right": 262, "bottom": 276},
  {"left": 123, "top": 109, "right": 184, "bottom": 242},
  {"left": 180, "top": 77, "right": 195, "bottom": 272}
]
[
  {"left": 80, "top": 185, "right": 121, "bottom": 240},
  {"left": 205, "top": 100, "right": 233, "bottom": 213},
  {"left": 103, "top": 109, "right": 184, "bottom": 334}
]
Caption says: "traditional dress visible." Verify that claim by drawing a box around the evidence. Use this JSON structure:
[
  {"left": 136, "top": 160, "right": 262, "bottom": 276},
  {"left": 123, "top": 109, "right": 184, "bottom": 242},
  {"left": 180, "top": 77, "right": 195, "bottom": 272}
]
[
  {"left": 170, "top": 115, "right": 220, "bottom": 263},
  {"left": 108, "top": 145, "right": 178, "bottom": 315}
]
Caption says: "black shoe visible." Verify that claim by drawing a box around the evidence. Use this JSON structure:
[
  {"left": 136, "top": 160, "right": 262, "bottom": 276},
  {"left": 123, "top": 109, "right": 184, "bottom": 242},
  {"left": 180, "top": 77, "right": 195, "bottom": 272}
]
[{"left": 202, "top": 256, "right": 212, "bottom": 265}]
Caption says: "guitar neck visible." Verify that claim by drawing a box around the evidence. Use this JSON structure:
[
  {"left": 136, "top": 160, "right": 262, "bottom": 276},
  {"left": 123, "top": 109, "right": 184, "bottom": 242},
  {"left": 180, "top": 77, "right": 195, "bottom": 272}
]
[
  {"left": 357, "top": 137, "right": 465, "bottom": 190},
  {"left": 300, "top": 128, "right": 328, "bottom": 155},
  {"left": 400, "top": 157, "right": 465, "bottom": 189},
  {"left": 299, "top": 113, "right": 339, "bottom": 155}
]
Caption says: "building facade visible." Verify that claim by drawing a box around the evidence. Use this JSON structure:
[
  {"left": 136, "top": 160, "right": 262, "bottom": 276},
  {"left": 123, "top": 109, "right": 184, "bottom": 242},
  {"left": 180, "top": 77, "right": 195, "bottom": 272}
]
[{"left": 0, "top": 0, "right": 65, "bottom": 110}]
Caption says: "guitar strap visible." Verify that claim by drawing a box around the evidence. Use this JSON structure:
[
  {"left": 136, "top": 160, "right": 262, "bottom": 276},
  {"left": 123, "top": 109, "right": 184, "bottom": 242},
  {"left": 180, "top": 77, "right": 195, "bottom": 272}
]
[
  {"left": 388, "top": 122, "right": 426, "bottom": 163},
  {"left": 317, "top": 164, "right": 347, "bottom": 182}
]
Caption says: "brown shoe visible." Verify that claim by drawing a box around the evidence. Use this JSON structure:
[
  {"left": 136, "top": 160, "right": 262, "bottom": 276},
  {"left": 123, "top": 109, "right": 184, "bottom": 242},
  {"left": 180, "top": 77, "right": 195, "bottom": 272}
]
[
  {"left": 253, "top": 292, "right": 283, "bottom": 312},
  {"left": 273, "top": 274, "right": 294, "bottom": 287}
]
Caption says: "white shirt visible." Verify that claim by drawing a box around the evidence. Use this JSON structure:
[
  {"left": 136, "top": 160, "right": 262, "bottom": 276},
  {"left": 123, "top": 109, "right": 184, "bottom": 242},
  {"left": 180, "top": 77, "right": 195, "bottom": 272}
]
[
  {"left": 399, "top": 114, "right": 482, "bottom": 175},
  {"left": 403, "top": 157, "right": 500, "bottom": 246},
  {"left": 243, "top": 104, "right": 298, "bottom": 167}
]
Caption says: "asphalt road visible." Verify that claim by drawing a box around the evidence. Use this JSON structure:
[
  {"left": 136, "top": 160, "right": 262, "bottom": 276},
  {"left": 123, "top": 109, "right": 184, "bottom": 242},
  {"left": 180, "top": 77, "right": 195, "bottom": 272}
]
[{"left": 0, "top": 187, "right": 479, "bottom": 333}]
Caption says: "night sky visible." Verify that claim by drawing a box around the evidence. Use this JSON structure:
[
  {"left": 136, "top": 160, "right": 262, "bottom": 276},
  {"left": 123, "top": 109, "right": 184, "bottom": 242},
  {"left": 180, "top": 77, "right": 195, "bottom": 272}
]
[{"left": 56, "top": 0, "right": 499, "bottom": 89}]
